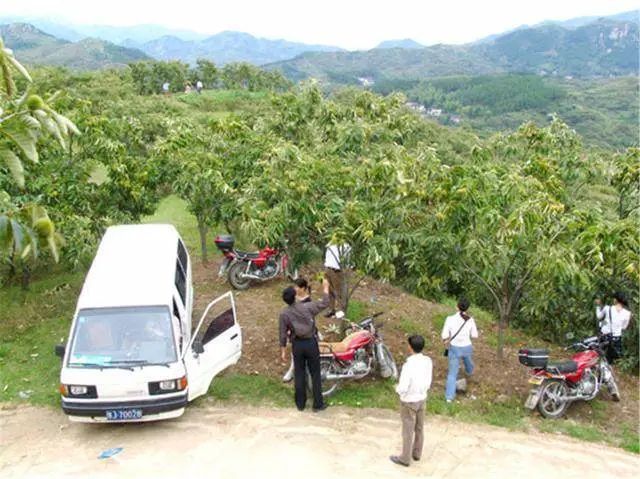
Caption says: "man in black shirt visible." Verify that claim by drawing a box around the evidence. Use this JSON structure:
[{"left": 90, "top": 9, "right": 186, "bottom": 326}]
[{"left": 279, "top": 278, "right": 330, "bottom": 411}]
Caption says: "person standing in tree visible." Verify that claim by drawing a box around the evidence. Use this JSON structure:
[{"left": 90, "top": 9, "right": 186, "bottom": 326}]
[
  {"left": 196, "top": 80, "right": 203, "bottom": 94},
  {"left": 595, "top": 291, "right": 632, "bottom": 364},
  {"left": 323, "top": 243, "right": 352, "bottom": 337},
  {"left": 279, "top": 278, "right": 330, "bottom": 411}
]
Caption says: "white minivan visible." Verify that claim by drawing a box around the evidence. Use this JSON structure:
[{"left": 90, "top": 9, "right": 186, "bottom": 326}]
[{"left": 56, "top": 224, "right": 242, "bottom": 423}]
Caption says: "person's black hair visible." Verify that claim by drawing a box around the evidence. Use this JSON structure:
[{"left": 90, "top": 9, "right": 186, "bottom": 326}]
[
  {"left": 408, "top": 335, "right": 425, "bottom": 353},
  {"left": 457, "top": 297, "right": 471, "bottom": 320},
  {"left": 282, "top": 287, "right": 296, "bottom": 305},
  {"left": 613, "top": 291, "right": 628, "bottom": 307},
  {"left": 294, "top": 277, "right": 311, "bottom": 294}
]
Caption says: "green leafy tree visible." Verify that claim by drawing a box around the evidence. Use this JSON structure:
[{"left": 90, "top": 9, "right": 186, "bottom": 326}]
[
  {"left": 0, "top": 39, "right": 78, "bottom": 284},
  {"left": 194, "top": 59, "right": 218, "bottom": 88}
]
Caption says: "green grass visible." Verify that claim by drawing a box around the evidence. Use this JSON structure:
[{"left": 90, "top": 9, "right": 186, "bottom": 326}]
[
  {"left": 143, "top": 195, "right": 205, "bottom": 257},
  {"left": 537, "top": 420, "right": 602, "bottom": 442},
  {"left": 397, "top": 317, "right": 431, "bottom": 346},
  {"left": 346, "top": 300, "right": 367, "bottom": 322},
  {"left": 0, "top": 270, "right": 84, "bottom": 405},
  {"left": 176, "top": 89, "right": 270, "bottom": 115},
  {"left": 204, "top": 373, "right": 291, "bottom": 408},
  {"left": 620, "top": 425, "right": 640, "bottom": 454}
]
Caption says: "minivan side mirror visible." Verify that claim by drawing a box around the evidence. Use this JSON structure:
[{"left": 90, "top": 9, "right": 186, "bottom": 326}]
[
  {"left": 55, "top": 344, "right": 66, "bottom": 358},
  {"left": 193, "top": 340, "right": 204, "bottom": 355}
]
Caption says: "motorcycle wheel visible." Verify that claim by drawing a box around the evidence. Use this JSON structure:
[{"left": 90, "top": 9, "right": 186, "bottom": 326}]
[
  {"left": 379, "top": 344, "right": 398, "bottom": 380},
  {"left": 537, "top": 379, "right": 569, "bottom": 419},
  {"left": 307, "top": 359, "right": 340, "bottom": 397},
  {"left": 227, "top": 261, "right": 252, "bottom": 290}
]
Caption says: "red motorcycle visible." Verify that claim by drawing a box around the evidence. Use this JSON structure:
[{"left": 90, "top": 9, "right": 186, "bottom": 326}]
[
  {"left": 519, "top": 335, "right": 620, "bottom": 419},
  {"left": 312, "top": 312, "right": 398, "bottom": 397},
  {"left": 214, "top": 235, "right": 297, "bottom": 290}
]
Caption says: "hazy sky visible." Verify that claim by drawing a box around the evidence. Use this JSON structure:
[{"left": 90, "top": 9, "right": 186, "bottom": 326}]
[{"left": 1, "top": 0, "right": 638, "bottom": 49}]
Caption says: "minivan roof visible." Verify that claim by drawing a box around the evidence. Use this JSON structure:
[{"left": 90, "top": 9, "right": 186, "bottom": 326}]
[{"left": 76, "top": 224, "right": 182, "bottom": 311}]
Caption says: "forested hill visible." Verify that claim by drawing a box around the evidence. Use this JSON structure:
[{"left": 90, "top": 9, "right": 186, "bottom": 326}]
[
  {"left": 268, "top": 18, "right": 639, "bottom": 81},
  {"left": 0, "top": 23, "right": 149, "bottom": 69}
]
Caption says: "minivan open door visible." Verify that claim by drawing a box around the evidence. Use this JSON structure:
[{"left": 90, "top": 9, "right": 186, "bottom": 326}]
[{"left": 183, "top": 292, "right": 242, "bottom": 401}]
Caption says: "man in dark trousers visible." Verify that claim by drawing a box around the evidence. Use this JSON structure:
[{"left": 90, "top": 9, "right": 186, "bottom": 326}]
[{"left": 279, "top": 277, "right": 330, "bottom": 411}]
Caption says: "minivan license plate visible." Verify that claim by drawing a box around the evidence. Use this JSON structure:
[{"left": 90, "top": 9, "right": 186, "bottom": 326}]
[{"left": 106, "top": 409, "right": 142, "bottom": 421}]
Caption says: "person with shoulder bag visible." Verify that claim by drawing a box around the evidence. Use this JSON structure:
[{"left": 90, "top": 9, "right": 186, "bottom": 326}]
[
  {"left": 595, "top": 291, "right": 632, "bottom": 364},
  {"left": 441, "top": 297, "right": 478, "bottom": 402}
]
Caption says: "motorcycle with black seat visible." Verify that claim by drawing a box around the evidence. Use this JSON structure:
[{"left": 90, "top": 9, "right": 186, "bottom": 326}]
[{"left": 519, "top": 334, "right": 620, "bottom": 419}]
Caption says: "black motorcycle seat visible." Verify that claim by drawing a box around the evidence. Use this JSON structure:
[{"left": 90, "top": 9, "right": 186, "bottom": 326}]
[
  {"left": 546, "top": 360, "right": 578, "bottom": 374},
  {"left": 234, "top": 250, "right": 261, "bottom": 259}
]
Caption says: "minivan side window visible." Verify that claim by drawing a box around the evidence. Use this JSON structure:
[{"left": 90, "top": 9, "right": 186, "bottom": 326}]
[
  {"left": 177, "top": 240, "right": 188, "bottom": 275},
  {"left": 175, "top": 259, "right": 186, "bottom": 304}
]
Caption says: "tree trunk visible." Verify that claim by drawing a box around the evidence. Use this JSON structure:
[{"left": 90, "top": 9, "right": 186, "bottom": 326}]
[
  {"left": 497, "top": 310, "right": 507, "bottom": 360},
  {"left": 197, "top": 220, "right": 208, "bottom": 264},
  {"left": 21, "top": 264, "right": 31, "bottom": 291},
  {"left": 498, "top": 278, "right": 510, "bottom": 360},
  {"left": 341, "top": 270, "right": 349, "bottom": 312}
]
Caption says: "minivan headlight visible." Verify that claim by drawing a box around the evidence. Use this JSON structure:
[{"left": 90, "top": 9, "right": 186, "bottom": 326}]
[
  {"left": 149, "top": 376, "right": 187, "bottom": 395},
  {"left": 70, "top": 385, "right": 88, "bottom": 395},
  {"left": 159, "top": 380, "right": 176, "bottom": 391},
  {"left": 60, "top": 384, "right": 97, "bottom": 398}
]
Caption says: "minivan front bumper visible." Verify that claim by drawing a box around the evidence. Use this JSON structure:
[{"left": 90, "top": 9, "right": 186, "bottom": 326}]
[{"left": 62, "top": 393, "right": 188, "bottom": 421}]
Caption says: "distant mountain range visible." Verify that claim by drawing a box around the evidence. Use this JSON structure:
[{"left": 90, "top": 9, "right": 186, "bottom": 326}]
[
  {"left": 474, "top": 9, "right": 639, "bottom": 43},
  {"left": 375, "top": 39, "right": 425, "bottom": 49},
  {"left": 0, "top": 23, "right": 149, "bottom": 69},
  {"left": 0, "top": 16, "right": 343, "bottom": 66},
  {"left": 124, "top": 32, "right": 343, "bottom": 65},
  {"left": 0, "top": 17, "right": 208, "bottom": 43},
  {"left": 269, "top": 16, "right": 639, "bottom": 81},
  {"left": 0, "top": 10, "right": 637, "bottom": 74}
]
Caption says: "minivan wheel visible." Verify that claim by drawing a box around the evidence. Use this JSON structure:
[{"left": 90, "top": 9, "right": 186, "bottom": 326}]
[{"left": 228, "top": 262, "right": 252, "bottom": 290}]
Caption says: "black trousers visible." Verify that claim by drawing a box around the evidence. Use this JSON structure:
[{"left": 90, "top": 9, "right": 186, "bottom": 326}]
[
  {"left": 606, "top": 336, "right": 623, "bottom": 364},
  {"left": 292, "top": 337, "right": 323, "bottom": 410}
]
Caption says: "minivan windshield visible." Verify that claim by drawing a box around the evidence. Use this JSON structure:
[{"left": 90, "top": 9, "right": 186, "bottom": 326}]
[{"left": 68, "top": 306, "right": 177, "bottom": 367}]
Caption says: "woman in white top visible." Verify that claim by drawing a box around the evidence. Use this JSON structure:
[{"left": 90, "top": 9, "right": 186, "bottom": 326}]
[
  {"left": 595, "top": 291, "right": 631, "bottom": 363},
  {"left": 441, "top": 297, "right": 478, "bottom": 402}
]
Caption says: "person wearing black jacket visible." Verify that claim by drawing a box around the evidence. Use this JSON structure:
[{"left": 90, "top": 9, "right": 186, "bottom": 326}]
[
  {"left": 282, "top": 278, "right": 313, "bottom": 382},
  {"left": 279, "top": 278, "right": 330, "bottom": 411}
]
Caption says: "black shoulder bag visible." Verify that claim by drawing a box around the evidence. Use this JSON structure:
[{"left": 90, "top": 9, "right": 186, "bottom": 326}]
[{"left": 443, "top": 318, "right": 468, "bottom": 357}]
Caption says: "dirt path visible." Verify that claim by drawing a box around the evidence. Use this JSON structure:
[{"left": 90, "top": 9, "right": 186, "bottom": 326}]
[{"left": 0, "top": 405, "right": 637, "bottom": 479}]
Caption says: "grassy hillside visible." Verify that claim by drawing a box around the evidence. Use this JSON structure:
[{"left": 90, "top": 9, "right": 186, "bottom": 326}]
[{"left": 0, "top": 23, "right": 149, "bottom": 69}]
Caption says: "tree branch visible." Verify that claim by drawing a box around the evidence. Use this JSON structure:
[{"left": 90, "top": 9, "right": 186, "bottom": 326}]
[{"left": 461, "top": 260, "right": 502, "bottom": 314}]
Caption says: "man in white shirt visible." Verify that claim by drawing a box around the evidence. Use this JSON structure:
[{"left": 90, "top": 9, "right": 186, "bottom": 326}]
[
  {"left": 323, "top": 243, "right": 352, "bottom": 321},
  {"left": 595, "top": 291, "right": 632, "bottom": 363},
  {"left": 441, "top": 297, "right": 478, "bottom": 402},
  {"left": 390, "top": 335, "right": 433, "bottom": 467}
]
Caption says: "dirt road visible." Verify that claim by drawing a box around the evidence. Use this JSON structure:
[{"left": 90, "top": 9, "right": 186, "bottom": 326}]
[{"left": 0, "top": 404, "right": 637, "bottom": 479}]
